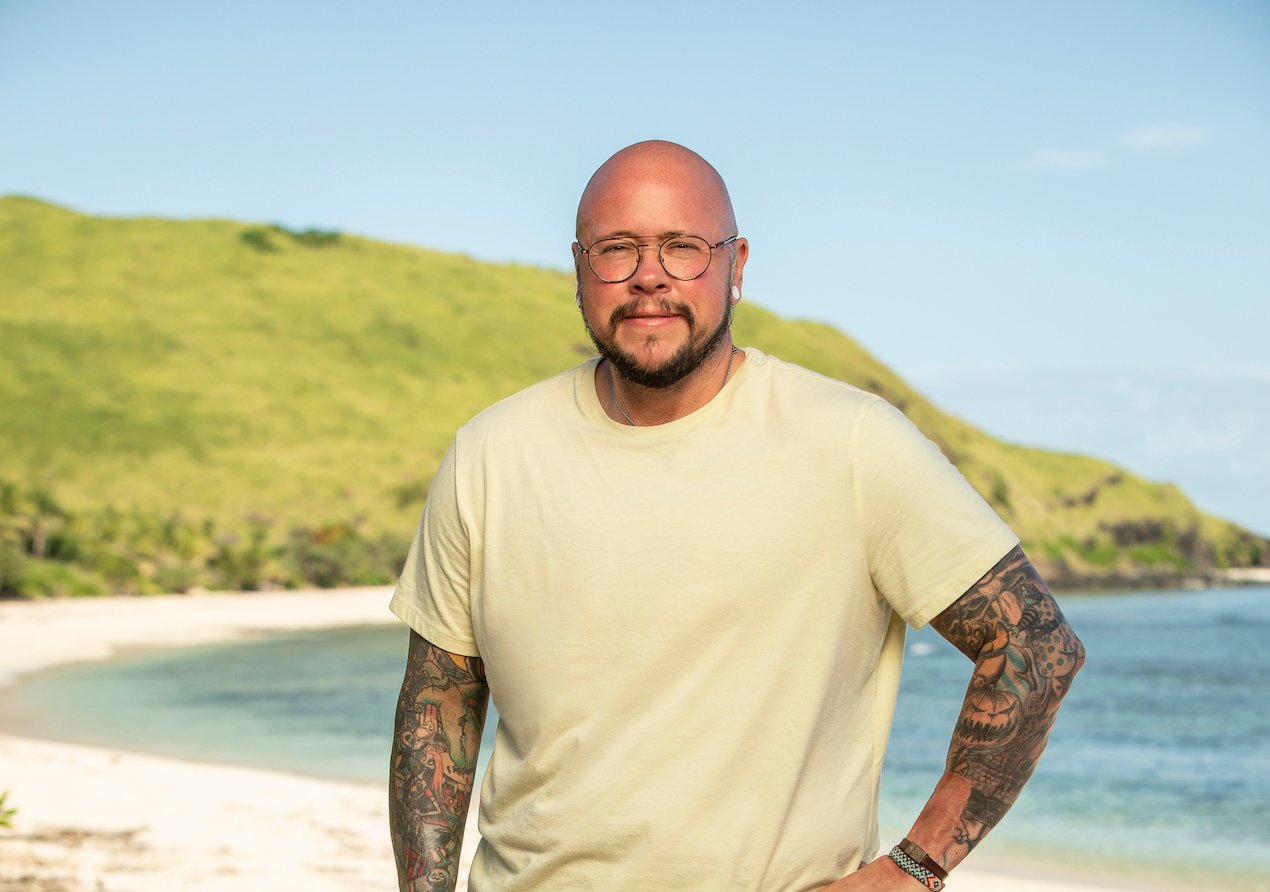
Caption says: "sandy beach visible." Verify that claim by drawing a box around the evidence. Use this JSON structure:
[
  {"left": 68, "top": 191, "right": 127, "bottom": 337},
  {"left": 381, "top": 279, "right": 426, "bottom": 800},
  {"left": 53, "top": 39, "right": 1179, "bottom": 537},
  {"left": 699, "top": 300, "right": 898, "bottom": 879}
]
[{"left": 0, "top": 589, "right": 1145, "bottom": 891}]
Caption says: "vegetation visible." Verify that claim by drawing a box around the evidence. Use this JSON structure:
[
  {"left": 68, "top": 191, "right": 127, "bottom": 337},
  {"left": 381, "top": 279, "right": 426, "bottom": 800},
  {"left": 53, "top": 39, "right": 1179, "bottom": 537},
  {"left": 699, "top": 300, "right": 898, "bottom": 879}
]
[
  {"left": 0, "top": 481, "right": 407, "bottom": 597},
  {"left": 0, "top": 195, "right": 1265, "bottom": 596},
  {"left": 240, "top": 224, "right": 341, "bottom": 253},
  {"left": 0, "top": 790, "right": 14, "bottom": 829}
]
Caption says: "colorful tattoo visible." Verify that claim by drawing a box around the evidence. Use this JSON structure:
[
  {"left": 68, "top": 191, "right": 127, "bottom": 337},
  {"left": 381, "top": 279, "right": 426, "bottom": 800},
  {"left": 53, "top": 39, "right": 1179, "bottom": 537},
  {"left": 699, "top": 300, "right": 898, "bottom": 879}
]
[
  {"left": 390, "top": 632, "right": 489, "bottom": 892},
  {"left": 930, "top": 545, "right": 1085, "bottom": 861}
]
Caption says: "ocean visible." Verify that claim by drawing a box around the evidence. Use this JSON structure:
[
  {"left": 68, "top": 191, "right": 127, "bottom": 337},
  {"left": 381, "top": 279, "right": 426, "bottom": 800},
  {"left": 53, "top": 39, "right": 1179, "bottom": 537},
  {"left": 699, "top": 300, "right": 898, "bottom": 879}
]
[{"left": 2, "top": 585, "right": 1267, "bottom": 890}]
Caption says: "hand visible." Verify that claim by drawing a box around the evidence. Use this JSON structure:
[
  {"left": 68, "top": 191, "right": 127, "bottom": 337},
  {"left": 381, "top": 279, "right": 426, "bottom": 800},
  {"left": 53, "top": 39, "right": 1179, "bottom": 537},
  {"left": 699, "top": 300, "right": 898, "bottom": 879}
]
[{"left": 817, "top": 854, "right": 923, "bottom": 891}]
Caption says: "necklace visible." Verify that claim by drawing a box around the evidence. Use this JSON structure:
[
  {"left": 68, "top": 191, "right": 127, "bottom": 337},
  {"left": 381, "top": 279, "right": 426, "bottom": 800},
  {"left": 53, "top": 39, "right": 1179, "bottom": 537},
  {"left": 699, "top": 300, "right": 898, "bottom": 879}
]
[{"left": 612, "top": 345, "right": 739, "bottom": 426}]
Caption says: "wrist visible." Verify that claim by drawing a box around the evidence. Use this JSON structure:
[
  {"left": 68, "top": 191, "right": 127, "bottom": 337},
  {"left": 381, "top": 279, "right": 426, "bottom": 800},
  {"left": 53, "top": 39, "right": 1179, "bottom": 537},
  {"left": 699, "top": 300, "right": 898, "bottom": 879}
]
[
  {"left": 887, "top": 839, "right": 947, "bottom": 890},
  {"left": 897, "top": 838, "right": 948, "bottom": 881}
]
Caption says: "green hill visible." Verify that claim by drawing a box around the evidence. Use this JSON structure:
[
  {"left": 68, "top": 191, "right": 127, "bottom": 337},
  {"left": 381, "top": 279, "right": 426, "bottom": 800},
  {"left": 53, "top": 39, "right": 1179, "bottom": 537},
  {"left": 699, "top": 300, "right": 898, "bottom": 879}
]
[{"left": 1, "top": 196, "right": 1265, "bottom": 596}]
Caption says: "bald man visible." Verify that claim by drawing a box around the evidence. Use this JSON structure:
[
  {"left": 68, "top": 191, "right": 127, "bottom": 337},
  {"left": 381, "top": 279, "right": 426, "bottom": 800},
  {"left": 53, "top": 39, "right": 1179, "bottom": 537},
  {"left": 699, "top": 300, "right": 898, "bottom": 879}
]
[{"left": 390, "top": 141, "right": 1084, "bottom": 892}]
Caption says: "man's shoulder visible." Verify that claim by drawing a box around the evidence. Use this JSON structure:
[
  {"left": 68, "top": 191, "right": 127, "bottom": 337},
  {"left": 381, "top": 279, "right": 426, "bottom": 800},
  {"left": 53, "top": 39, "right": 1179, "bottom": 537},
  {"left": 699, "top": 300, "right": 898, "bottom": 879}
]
[
  {"left": 457, "top": 359, "right": 594, "bottom": 441},
  {"left": 743, "top": 349, "right": 885, "bottom": 415}
]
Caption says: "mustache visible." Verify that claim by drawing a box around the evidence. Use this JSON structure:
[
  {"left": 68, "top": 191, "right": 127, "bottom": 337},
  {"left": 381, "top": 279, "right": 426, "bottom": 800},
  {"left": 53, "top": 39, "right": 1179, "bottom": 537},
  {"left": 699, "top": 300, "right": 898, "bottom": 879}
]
[{"left": 607, "top": 298, "right": 696, "bottom": 331}]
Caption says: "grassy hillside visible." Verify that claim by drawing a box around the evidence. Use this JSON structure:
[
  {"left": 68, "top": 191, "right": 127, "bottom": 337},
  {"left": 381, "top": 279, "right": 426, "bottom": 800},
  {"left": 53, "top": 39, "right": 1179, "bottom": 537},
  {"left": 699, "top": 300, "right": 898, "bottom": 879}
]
[{"left": 1, "top": 196, "right": 1264, "bottom": 595}]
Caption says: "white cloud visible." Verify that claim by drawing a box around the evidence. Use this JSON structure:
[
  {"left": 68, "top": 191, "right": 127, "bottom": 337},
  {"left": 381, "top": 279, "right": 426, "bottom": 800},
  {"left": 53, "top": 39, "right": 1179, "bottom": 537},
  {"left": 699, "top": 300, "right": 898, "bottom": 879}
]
[
  {"left": 1023, "top": 122, "right": 1216, "bottom": 173},
  {"left": 1027, "top": 147, "right": 1108, "bottom": 170},
  {"left": 1119, "top": 122, "right": 1213, "bottom": 151},
  {"left": 1187, "top": 364, "right": 1270, "bottom": 383}
]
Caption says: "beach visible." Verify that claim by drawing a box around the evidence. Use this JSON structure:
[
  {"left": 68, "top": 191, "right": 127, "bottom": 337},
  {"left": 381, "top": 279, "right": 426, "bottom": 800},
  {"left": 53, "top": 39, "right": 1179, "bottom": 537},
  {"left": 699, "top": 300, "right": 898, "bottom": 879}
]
[{"left": 0, "top": 590, "right": 1158, "bottom": 891}]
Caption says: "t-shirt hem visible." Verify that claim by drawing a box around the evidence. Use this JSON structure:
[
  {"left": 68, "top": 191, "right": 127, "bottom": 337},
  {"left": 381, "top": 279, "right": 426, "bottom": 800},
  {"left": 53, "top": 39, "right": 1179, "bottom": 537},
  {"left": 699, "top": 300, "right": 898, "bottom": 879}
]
[
  {"left": 388, "top": 590, "right": 482, "bottom": 657},
  {"left": 905, "top": 531, "right": 1020, "bottom": 629}
]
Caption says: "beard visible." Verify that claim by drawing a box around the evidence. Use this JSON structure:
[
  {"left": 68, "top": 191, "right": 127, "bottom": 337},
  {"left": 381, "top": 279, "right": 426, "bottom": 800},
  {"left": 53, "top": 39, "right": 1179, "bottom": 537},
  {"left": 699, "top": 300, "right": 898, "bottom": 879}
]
[{"left": 581, "top": 287, "right": 734, "bottom": 390}]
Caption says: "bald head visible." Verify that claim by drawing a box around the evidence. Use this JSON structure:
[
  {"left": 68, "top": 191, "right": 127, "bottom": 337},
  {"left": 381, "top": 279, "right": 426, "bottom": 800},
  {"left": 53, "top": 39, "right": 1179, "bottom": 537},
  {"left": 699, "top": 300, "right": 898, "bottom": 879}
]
[{"left": 575, "top": 141, "right": 737, "bottom": 244}]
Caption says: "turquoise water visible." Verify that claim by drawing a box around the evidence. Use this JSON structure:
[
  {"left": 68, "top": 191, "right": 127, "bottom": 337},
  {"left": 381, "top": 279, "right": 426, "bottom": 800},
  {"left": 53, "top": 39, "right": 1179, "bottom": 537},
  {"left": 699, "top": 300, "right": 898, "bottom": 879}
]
[
  {"left": 880, "top": 586, "right": 1270, "bottom": 889},
  {"left": 2, "top": 586, "right": 1267, "bottom": 889}
]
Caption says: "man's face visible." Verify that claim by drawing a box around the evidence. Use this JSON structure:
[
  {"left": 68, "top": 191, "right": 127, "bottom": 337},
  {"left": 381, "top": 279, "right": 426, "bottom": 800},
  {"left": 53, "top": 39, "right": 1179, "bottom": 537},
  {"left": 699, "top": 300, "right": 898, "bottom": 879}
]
[
  {"left": 577, "top": 259, "right": 734, "bottom": 390},
  {"left": 574, "top": 158, "right": 747, "bottom": 389}
]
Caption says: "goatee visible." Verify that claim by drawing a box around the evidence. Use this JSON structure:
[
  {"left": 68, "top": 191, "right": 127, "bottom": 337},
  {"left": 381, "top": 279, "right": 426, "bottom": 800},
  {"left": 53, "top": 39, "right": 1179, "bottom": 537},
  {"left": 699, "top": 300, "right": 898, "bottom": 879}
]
[{"left": 583, "top": 296, "right": 733, "bottom": 390}]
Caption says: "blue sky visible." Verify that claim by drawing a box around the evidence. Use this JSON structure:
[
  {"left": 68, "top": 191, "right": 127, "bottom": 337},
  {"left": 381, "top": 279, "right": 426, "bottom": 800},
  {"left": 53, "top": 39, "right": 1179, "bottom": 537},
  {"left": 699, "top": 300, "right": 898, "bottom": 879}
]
[{"left": 2, "top": 1, "right": 1268, "bottom": 534}]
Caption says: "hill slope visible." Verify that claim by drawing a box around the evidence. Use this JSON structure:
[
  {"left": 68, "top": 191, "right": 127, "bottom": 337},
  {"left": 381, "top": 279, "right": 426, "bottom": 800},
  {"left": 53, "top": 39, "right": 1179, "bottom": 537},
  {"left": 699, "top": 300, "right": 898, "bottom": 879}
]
[{"left": 1, "top": 196, "right": 1265, "bottom": 594}]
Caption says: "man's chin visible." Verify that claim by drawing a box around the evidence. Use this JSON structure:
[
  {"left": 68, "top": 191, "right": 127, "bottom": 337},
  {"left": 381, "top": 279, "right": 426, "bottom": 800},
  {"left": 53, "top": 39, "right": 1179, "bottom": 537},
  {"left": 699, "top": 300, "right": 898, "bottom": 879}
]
[
  {"left": 600, "top": 336, "right": 726, "bottom": 389},
  {"left": 587, "top": 306, "right": 732, "bottom": 390},
  {"left": 603, "top": 350, "right": 690, "bottom": 390}
]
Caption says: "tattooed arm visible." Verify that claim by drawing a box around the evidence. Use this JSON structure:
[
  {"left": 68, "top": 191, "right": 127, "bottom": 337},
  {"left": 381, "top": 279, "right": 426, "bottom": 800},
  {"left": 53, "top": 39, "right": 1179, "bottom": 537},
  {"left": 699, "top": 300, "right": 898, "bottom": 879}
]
[
  {"left": 823, "top": 545, "right": 1085, "bottom": 890},
  {"left": 390, "top": 630, "right": 490, "bottom": 892}
]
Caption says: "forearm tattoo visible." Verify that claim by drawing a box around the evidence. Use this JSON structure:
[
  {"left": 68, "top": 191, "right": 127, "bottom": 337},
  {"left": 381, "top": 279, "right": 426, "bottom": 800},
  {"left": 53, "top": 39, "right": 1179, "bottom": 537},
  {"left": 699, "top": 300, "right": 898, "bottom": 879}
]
[
  {"left": 390, "top": 631, "right": 489, "bottom": 892},
  {"left": 930, "top": 545, "right": 1085, "bottom": 858}
]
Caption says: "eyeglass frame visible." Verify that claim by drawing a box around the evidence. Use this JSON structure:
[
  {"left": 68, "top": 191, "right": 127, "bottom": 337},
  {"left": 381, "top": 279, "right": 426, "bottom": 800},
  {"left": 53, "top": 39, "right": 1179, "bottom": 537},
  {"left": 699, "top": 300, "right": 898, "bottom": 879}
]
[{"left": 575, "top": 233, "right": 740, "bottom": 283}]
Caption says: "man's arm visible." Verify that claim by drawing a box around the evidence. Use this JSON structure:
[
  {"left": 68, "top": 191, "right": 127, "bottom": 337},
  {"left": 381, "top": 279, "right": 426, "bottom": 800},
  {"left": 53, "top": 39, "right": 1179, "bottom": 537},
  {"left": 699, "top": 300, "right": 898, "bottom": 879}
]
[
  {"left": 390, "top": 630, "right": 490, "bottom": 892},
  {"left": 826, "top": 545, "right": 1085, "bottom": 889},
  {"left": 919, "top": 545, "right": 1085, "bottom": 867}
]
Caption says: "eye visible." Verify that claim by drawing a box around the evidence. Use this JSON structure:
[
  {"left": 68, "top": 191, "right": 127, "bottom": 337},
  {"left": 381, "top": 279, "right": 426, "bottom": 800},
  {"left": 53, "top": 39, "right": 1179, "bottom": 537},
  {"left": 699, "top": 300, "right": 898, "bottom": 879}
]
[
  {"left": 666, "top": 236, "right": 709, "bottom": 255},
  {"left": 596, "top": 240, "right": 636, "bottom": 256}
]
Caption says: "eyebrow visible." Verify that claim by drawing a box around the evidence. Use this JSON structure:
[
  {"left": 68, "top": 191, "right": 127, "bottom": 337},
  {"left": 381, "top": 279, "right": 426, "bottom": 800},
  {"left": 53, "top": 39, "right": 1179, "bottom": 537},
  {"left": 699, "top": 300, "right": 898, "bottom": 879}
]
[{"left": 600, "top": 229, "right": 691, "bottom": 240}]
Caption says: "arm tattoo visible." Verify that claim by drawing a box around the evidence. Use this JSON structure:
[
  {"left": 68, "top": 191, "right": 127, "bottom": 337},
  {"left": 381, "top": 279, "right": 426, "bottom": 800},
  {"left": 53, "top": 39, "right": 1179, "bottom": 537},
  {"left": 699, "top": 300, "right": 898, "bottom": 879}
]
[
  {"left": 390, "top": 631, "right": 489, "bottom": 892},
  {"left": 930, "top": 545, "right": 1085, "bottom": 860}
]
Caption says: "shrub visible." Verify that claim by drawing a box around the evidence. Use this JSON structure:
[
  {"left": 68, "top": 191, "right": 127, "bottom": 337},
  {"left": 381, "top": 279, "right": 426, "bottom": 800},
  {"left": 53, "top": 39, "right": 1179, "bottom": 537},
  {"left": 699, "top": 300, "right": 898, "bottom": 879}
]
[
  {"left": 272, "top": 224, "right": 341, "bottom": 248},
  {"left": 209, "top": 520, "right": 273, "bottom": 591},
  {"left": 12, "top": 559, "right": 104, "bottom": 597},
  {"left": 0, "top": 544, "right": 26, "bottom": 596},
  {"left": 239, "top": 228, "right": 278, "bottom": 252},
  {"left": 1128, "top": 543, "right": 1190, "bottom": 570},
  {"left": 0, "top": 479, "right": 411, "bottom": 595},
  {"left": 154, "top": 562, "right": 203, "bottom": 594},
  {"left": 0, "top": 790, "right": 15, "bottom": 829},
  {"left": 990, "top": 473, "right": 1012, "bottom": 512},
  {"left": 279, "top": 524, "right": 402, "bottom": 588}
]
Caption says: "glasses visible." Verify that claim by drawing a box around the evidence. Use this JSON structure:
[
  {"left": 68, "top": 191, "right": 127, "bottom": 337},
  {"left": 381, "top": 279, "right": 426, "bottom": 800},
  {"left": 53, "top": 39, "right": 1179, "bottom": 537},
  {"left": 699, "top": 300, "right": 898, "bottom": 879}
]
[{"left": 577, "top": 234, "right": 738, "bottom": 283}]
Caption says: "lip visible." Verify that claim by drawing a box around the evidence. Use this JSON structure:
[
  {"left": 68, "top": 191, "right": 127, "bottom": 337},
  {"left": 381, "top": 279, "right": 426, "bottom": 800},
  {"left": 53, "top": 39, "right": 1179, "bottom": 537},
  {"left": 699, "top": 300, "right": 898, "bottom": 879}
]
[{"left": 619, "top": 312, "right": 682, "bottom": 328}]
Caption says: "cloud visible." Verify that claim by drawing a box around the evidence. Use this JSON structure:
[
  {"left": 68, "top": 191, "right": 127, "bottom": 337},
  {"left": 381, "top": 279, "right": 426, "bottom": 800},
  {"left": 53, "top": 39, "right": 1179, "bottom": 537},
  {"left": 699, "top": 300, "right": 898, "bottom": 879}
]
[
  {"left": 1119, "top": 122, "right": 1213, "bottom": 151},
  {"left": 1027, "top": 147, "right": 1108, "bottom": 170},
  {"left": 1024, "top": 121, "right": 1215, "bottom": 172}
]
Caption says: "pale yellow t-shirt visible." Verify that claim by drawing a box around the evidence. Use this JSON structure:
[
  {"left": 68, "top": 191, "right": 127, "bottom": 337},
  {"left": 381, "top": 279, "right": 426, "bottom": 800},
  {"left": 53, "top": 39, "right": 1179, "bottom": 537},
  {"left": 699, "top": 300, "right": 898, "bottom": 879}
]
[{"left": 390, "top": 348, "right": 1017, "bottom": 892}]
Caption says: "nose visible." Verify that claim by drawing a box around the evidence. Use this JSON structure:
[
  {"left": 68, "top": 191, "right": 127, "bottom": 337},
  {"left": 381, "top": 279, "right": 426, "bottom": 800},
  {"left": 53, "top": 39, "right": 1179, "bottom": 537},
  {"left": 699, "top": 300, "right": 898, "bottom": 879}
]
[{"left": 629, "top": 243, "right": 670, "bottom": 292}]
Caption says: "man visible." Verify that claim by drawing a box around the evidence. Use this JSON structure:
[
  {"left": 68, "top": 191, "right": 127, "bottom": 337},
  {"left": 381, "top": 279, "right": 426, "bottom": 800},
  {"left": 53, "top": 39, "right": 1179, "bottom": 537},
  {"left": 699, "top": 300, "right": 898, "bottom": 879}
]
[{"left": 390, "top": 140, "right": 1084, "bottom": 891}]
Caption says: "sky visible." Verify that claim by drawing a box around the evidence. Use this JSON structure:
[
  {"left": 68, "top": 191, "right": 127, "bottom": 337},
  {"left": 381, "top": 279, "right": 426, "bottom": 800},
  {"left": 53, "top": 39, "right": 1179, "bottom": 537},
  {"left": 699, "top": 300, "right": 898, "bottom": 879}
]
[{"left": 2, "top": 1, "right": 1268, "bottom": 535}]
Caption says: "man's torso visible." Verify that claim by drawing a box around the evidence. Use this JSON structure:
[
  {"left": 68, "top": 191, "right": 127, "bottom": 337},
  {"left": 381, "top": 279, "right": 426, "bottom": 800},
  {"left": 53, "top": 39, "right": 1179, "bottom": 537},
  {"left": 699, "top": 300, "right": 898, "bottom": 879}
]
[{"left": 392, "top": 349, "right": 1018, "bottom": 891}]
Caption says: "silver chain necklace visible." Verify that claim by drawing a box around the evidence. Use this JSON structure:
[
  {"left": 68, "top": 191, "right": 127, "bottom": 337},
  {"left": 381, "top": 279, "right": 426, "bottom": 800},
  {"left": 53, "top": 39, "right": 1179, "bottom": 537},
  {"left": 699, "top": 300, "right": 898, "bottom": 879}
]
[{"left": 611, "top": 345, "right": 739, "bottom": 426}]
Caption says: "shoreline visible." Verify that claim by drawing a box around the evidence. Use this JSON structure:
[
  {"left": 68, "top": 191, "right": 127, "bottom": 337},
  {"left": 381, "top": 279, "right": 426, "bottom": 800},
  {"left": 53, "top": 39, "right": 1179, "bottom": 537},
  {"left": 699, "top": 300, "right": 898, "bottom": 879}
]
[
  {"left": 0, "top": 587, "right": 399, "bottom": 686},
  {"left": 0, "top": 587, "right": 491, "bottom": 892},
  {"left": 0, "top": 590, "right": 1180, "bottom": 891}
]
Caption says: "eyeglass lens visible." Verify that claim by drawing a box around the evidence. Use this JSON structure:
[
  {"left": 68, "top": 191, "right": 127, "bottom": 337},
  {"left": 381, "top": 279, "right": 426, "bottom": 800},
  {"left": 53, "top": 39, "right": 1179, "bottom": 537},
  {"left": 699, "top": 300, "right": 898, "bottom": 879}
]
[{"left": 588, "top": 236, "right": 714, "bottom": 282}]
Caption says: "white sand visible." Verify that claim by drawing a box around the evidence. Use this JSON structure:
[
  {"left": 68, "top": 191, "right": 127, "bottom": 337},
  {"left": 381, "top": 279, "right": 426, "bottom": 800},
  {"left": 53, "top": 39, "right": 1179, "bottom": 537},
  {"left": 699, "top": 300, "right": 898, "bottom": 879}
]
[{"left": 0, "top": 589, "right": 1141, "bottom": 891}]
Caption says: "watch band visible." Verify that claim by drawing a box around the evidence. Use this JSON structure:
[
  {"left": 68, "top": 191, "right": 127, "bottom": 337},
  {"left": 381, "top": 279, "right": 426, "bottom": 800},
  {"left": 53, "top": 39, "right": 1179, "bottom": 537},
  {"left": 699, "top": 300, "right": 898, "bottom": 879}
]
[{"left": 898, "top": 838, "right": 949, "bottom": 881}]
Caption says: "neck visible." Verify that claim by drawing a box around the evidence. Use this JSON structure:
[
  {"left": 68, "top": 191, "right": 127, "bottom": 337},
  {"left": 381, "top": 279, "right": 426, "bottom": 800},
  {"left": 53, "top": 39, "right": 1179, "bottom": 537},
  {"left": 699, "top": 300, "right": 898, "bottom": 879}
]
[{"left": 604, "top": 341, "right": 742, "bottom": 426}]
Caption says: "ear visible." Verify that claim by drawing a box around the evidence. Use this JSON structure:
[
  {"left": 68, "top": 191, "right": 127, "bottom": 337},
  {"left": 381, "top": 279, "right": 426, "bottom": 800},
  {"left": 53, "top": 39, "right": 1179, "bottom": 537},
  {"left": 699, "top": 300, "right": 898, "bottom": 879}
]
[
  {"left": 573, "top": 243, "right": 586, "bottom": 308},
  {"left": 730, "top": 237, "right": 749, "bottom": 297}
]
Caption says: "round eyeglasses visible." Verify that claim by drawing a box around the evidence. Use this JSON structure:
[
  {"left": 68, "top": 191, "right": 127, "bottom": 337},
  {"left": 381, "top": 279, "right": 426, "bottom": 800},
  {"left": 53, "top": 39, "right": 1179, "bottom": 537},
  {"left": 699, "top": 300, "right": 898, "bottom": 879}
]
[{"left": 577, "top": 234, "right": 739, "bottom": 283}]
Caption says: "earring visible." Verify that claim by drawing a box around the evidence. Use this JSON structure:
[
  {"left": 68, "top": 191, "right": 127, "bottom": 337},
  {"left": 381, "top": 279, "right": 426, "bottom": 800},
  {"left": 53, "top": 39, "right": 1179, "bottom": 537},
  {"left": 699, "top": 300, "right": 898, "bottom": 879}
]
[{"left": 730, "top": 285, "right": 741, "bottom": 303}]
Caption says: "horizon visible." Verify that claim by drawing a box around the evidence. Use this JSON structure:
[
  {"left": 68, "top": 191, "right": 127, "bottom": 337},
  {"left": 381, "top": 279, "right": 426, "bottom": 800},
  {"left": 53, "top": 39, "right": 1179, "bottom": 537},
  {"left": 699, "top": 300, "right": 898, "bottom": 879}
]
[{"left": 1, "top": 2, "right": 1267, "bottom": 534}]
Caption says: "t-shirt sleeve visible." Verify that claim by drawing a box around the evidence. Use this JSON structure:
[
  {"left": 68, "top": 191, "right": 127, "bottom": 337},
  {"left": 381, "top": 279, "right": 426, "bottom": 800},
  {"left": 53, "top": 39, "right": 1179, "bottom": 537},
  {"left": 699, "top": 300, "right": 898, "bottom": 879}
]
[
  {"left": 854, "top": 397, "right": 1019, "bottom": 628},
  {"left": 388, "top": 440, "right": 481, "bottom": 656}
]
